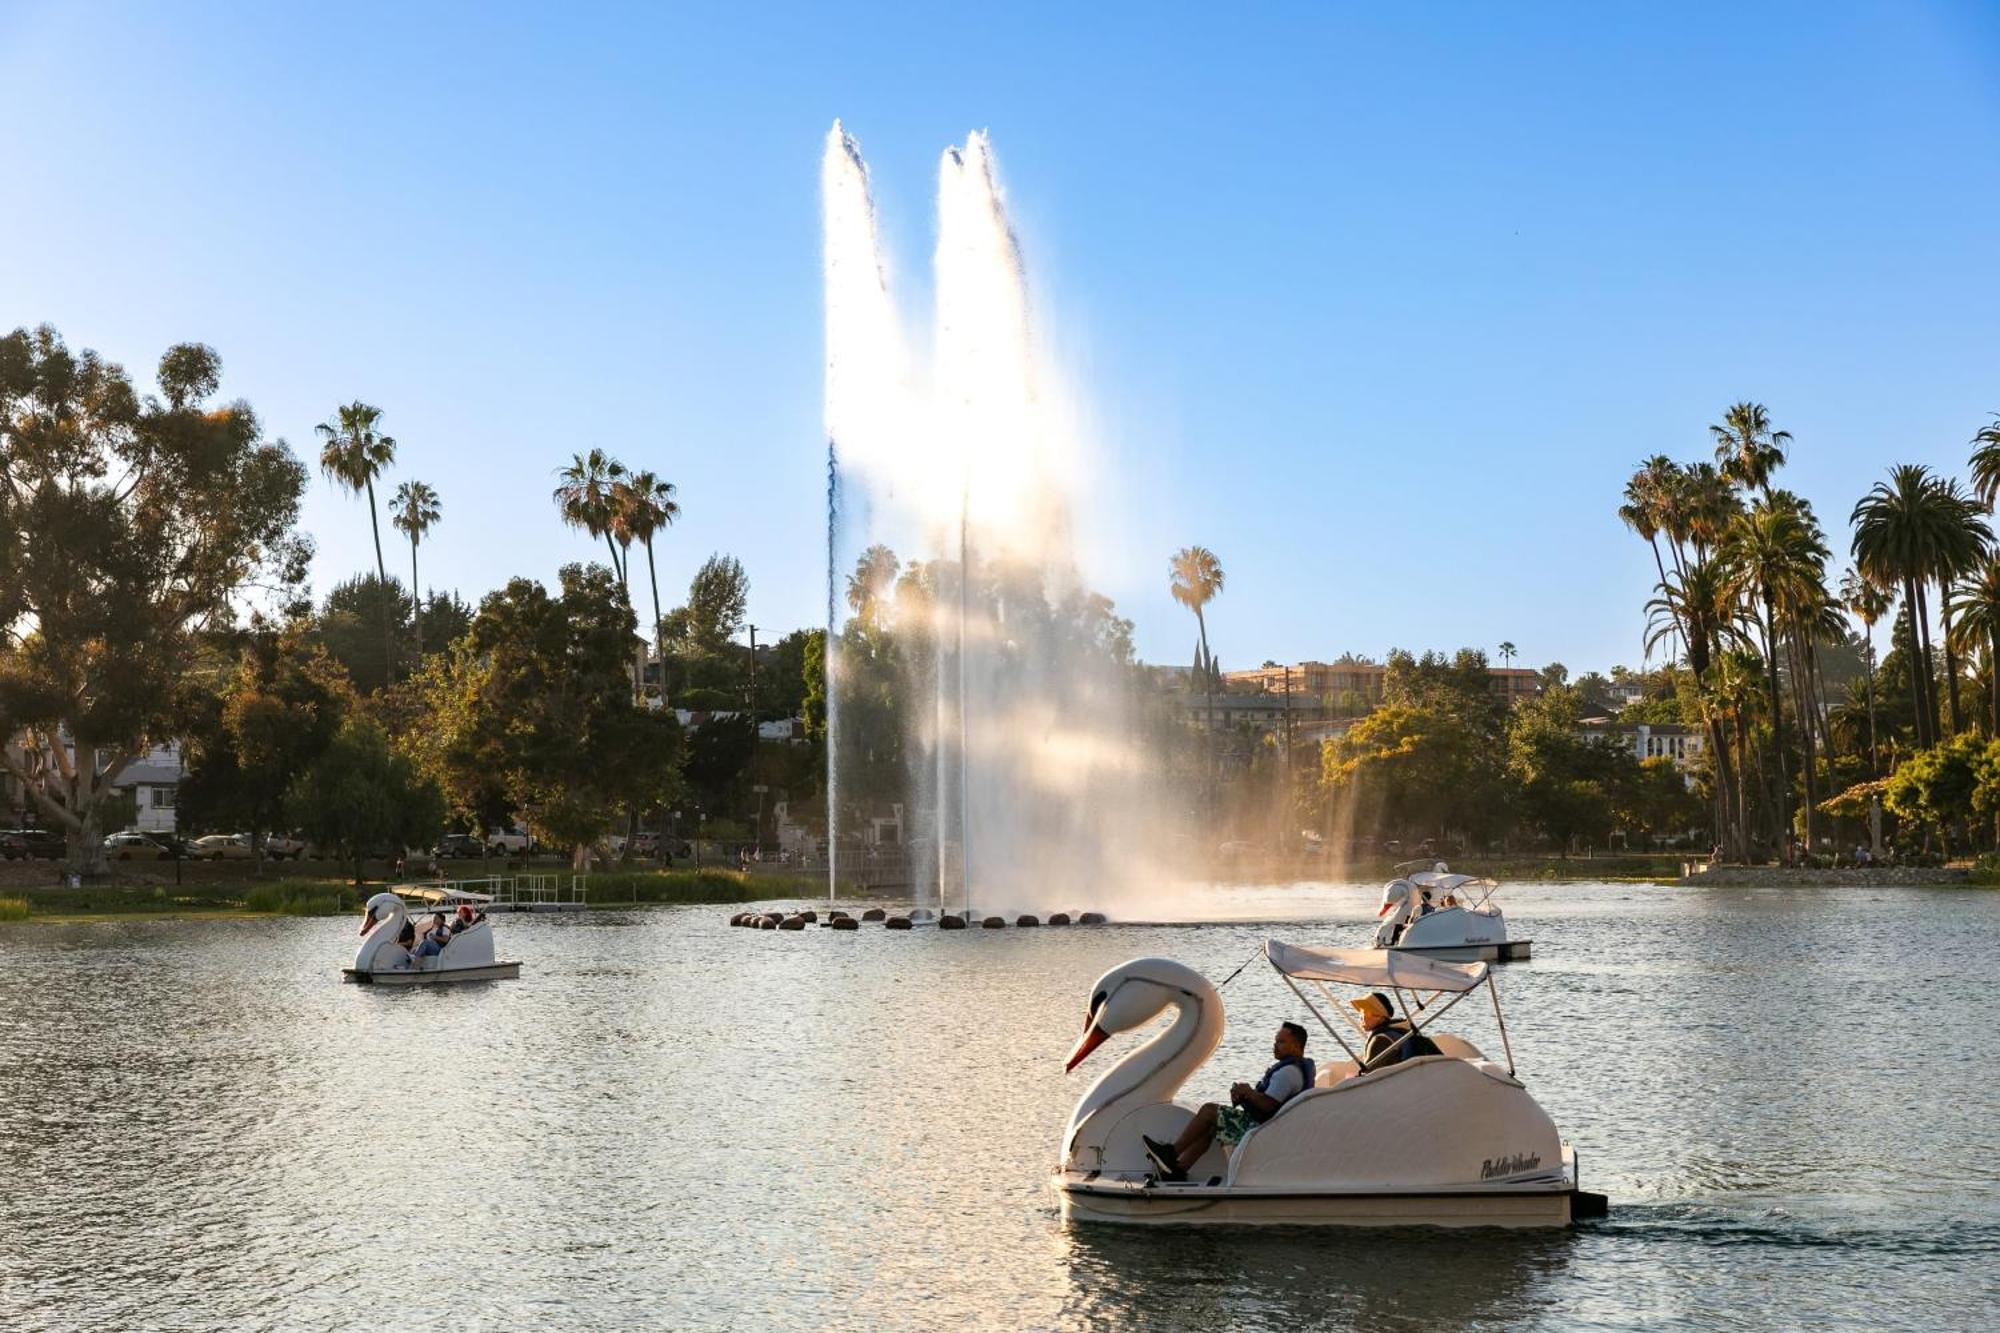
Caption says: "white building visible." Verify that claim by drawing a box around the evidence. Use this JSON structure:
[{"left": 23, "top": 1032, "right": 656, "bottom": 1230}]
[
  {"left": 1576, "top": 718, "right": 1705, "bottom": 777},
  {"left": 2, "top": 734, "right": 183, "bottom": 833}
]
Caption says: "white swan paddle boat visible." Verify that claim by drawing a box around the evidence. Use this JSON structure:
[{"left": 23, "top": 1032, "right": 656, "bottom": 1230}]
[
  {"left": 1054, "top": 941, "right": 1602, "bottom": 1227},
  {"left": 343, "top": 886, "right": 521, "bottom": 985},
  {"left": 1373, "top": 862, "right": 1530, "bottom": 962}
]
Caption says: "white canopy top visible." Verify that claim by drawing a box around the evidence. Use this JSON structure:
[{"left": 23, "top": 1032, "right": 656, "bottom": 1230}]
[
  {"left": 1265, "top": 939, "right": 1490, "bottom": 993},
  {"left": 1407, "top": 871, "right": 1494, "bottom": 893}
]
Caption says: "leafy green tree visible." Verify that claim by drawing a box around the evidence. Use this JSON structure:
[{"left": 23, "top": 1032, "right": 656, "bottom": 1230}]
[
  {"left": 1507, "top": 686, "right": 1626, "bottom": 853},
  {"left": 686, "top": 553, "right": 750, "bottom": 649},
  {"left": 314, "top": 574, "right": 411, "bottom": 696},
  {"left": 801, "top": 629, "right": 829, "bottom": 741},
  {"left": 287, "top": 717, "right": 444, "bottom": 883},
  {"left": 408, "top": 564, "right": 682, "bottom": 864},
  {"left": 1320, "top": 702, "right": 1504, "bottom": 848},
  {"left": 1884, "top": 733, "right": 1983, "bottom": 855},
  {"left": 179, "top": 630, "right": 354, "bottom": 864},
  {"left": 0, "top": 326, "right": 309, "bottom": 873}
]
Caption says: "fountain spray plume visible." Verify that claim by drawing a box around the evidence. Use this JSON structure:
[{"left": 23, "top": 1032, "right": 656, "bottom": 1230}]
[{"left": 821, "top": 122, "right": 1187, "bottom": 918}]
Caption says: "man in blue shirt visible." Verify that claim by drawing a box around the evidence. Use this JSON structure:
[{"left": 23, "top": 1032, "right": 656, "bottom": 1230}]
[{"left": 1142, "top": 1021, "right": 1315, "bottom": 1183}]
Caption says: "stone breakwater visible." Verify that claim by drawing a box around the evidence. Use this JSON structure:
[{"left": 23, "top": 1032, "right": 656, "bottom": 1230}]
[{"left": 1678, "top": 865, "right": 1970, "bottom": 887}]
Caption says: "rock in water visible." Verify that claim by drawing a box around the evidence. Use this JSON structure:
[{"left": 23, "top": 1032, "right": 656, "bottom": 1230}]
[
  {"left": 1078, "top": 911, "right": 1108, "bottom": 925},
  {"left": 779, "top": 916, "right": 806, "bottom": 931},
  {"left": 885, "top": 916, "right": 913, "bottom": 931},
  {"left": 1046, "top": 912, "right": 1071, "bottom": 926},
  {"left": 938, "top": 914, "right": 966, "bottom": 930},
  {"left": 1016, "top": 915, "right": 1040, "bottom": 927},
  {"left": 831, "top": 916, "right": 859, "bottom": 931},
  {"left": 861, "top": 908, "right": 887, "bottom": 922},
  {"left": 981, "top": 916, "right": 1006, "bottom": 929}
]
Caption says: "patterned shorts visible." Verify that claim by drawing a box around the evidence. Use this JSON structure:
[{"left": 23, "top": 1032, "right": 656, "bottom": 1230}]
[{"left": 1215, "top": 1104, "right": 1258, "bottom": 1145}]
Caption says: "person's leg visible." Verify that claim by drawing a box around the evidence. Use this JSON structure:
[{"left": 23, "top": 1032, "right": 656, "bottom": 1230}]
[
  {"left": 1143, "top": 1103, "right": 1218, "bottom": 1180},
  {"left": 1173, "top": 1104, "right": 1219, "bottom": 1164}
]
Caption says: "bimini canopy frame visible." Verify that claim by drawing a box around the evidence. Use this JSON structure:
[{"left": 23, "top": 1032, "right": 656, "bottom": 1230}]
[{"left": 1263, "top": 939, "right": 1515, "bottom": 1074}]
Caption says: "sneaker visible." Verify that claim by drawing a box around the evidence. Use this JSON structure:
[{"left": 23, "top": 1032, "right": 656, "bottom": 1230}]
[{"left": 1142, "top": 1135, "right": 1186, "bottom": 1182}]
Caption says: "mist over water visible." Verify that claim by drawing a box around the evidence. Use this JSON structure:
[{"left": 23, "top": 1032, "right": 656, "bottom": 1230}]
[{"left": 821, "top": 123, "right": 1177, "bottom": 917}]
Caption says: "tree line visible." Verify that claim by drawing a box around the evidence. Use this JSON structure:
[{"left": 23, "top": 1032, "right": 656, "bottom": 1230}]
[{"left": 0, "top": 325, "right": 816, "bottom": 875}]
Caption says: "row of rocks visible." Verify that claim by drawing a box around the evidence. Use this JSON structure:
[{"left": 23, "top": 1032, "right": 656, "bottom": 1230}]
[{"left": 727, "top": 908, "right": 1110, "bottom": 930}]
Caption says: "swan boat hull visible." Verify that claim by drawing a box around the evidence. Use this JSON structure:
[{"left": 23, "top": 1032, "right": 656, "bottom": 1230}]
[
  {"left": 341, "top": 961, "right": 521, "bottom": 985},
  {"left": 1055, "top": 1173, "right": 1584, "bottom": 1228},
  {"left": 1388, "top": 939, "right": 1531, "bottom": 963}
]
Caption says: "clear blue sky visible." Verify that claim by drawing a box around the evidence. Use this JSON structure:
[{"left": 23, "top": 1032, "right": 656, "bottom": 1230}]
[{"left": 4, "top": 3, "right": 1997, "bottom": 675}]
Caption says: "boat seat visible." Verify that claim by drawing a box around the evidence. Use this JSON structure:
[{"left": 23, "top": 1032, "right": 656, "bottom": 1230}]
[{"left": 1309, "top": 1033, "right": 1483, "bottom": 1088}]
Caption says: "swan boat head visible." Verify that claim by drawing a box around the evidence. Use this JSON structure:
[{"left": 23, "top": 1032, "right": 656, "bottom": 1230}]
[
  {"left": 354, "top": 891, "right": 411, "bottom": 973},
  {"left": 1373, "top": 878, "right": 1416, "bottom": 945},
  {"left": 1061, "top": 957, "right": 1224, "bottom": 1175}
]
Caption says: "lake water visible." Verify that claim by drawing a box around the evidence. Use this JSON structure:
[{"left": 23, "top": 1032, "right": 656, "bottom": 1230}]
[{"left": 1, "top": 882, "right": 1995, "bottom": 1330}]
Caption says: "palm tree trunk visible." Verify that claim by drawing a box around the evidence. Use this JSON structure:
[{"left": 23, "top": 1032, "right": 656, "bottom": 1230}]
[
  {"left": 1940, "top": 588, "right": 1964, "bottom": 737},
  {"left": 1864, "top": 631, "right": 1879, "bottom": 776},
  {"left": 1990, "top": 631, "right": 1999, "bottom": 738},
  {"left": 1763, "top": 598, "right": 1789, "bottom": 859},
  {"left": 1195, "top": 605, "right": 1214, "bottom": 794},
  {"left": 366, "top": 477, "right": 394, "bottom": 686},
  {"left": 1904, "top": 578, "right": 1931, "bottom": 746},
  {"left": 1791, "top": 636, "right": 1818, "bottom": 857},
  {"left": 409, "top": 536, "right": 422, "bottom": 660},
  {"left": 1914, "top": 580, "right": 1941, "bottom": 743}
]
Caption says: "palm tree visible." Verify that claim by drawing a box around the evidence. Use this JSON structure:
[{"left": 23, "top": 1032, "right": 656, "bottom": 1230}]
[
  {"left": 1720, "top": 496, "right": 1827, "bottom": 854},
  {"left": 1840, "top": 568, "right": 1892, "bottom": 773},
  {"left": 1951, "top": 559, "right": 2000, "bottom": 737},
  {"left": 389, "top": 481, "right": 442, "bottom": 660},
  {"left": 1169, "top": 546, "right": 1226, "bottom": 744},
  {"left": 1497, "top": 641, "right": 1516, "bottom": 668},
  {"left": 317, "top": 402, "right": 398, "bottom": 684},
  {"left": 1712, "top": 401, "right": 1792, "bottom": 496},
  {"left": 617, "top": 471, "right": 681, "bottom": 662},
  {"left": 1967, "top": 413, "right": 2000, "bottom": 510},
  {"left": 553, "top": 449, "right": 629, "bottom": 581},
  {"left": 1929, "top": 477, "right": 1990, "bottom": 737},
  {"left": 1853, "top": 465, "right": 1958, "bottom": 746}
]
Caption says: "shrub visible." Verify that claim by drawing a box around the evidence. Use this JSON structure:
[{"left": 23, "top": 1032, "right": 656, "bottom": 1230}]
[{"left": 0, "top": 897, "right": 29, "bottom": 921}]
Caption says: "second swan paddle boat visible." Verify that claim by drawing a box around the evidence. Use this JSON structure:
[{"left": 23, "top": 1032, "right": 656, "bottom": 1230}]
[
  {"left": 342, "top": 886, "right": 521, "bottom": 984},
  {"left": 1372, "top": 862, "right": 1530, "bottom": 962},
  {"left": 1053, "top": 941, "right": 1601, "bottom": 1227}
]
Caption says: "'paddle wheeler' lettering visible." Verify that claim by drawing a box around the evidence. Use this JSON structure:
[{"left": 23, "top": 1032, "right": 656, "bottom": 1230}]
[{"left": 1481, "top": 1153, "right": 1543, "bottom": 1179}]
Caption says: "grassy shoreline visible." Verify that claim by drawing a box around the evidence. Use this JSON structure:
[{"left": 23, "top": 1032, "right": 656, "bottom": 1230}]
[{"left": 0, "top": 868, "right": 781, "bottom": 923}]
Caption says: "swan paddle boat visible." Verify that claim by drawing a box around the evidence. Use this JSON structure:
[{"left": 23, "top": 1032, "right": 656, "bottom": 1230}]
[
  {"left": 1373, "top": 862, "right": 1530, "bottom": 962},
  {"left": 342, "top": 886, "right": 521, "bottom": 985},
  {"left": 1054, "top": 940, "right": 1601, "bottom": 1227}
]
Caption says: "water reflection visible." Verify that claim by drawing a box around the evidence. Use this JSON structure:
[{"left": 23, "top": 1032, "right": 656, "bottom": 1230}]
[{"left": 1060, "top": 1224, "right": 1577, "bottom": 1331}]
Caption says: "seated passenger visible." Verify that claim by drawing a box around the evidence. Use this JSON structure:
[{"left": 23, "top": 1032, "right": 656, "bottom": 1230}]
[
  {"left": 1353, "top": 991, "right": 1440, "bottom": 1070},
  {"left": 449, "top": 904, "right": 478, "bottom": 934},
  {"left": 396, "top": 920, "right": 417, "bottom": 954},
  {"left": 1416, "top": 889, "right": 1436, "bottom": 916},
  {"left": 412, "top": 913, "right": 451, "bottom": 960},
  {"left": 1141, "top": 1022, "right": 1315, "bottom": 1182}
]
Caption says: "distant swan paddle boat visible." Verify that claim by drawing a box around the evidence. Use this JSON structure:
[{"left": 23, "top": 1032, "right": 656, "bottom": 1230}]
[
  {"left": 1372, "top": 862, "right": 1530, "bottom": 962},
  {"left": 1053, "top": 941, "right": 1600, "bottom": 1227},
  {"left": 342, "top": 886, "right": 522, "bottom": 985}
]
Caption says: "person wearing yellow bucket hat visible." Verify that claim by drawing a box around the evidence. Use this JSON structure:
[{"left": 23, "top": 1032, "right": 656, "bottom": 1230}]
[{"left": 1351, "top": 990, "right": 1438, "bottom": 1070}]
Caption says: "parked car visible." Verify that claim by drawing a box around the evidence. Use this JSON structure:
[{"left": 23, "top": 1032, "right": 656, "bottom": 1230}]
[
  {"left": 630, "top": 831, "right": 661, "bottom": 858},
  {"left": 141, "top": 832, "right": 193, "bottom": 860},
  {"left": 245, "top": 832, "right": 307, "bottom": 860},
  {"left": 2, "top": 828, "right": 67, "bottom": 860},
  {"left": 104, "top": 831, "right": 169, "bottom": 861},
  {"left": 190, "top": 833, "right": 254, "bottom": 861},
  {"left": 434, "top": 833, "right": 485, "bottom": 859},
  {"left": 486, "top": 827, "right": 534, "bottom": 856}
]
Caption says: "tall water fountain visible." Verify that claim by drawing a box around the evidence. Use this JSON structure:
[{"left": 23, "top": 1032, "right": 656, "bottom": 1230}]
[{"left": 821, "top": 123, "right": 1176, "bottom": 917}]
